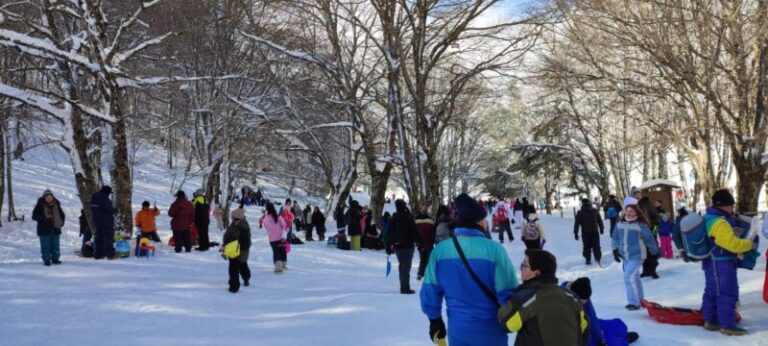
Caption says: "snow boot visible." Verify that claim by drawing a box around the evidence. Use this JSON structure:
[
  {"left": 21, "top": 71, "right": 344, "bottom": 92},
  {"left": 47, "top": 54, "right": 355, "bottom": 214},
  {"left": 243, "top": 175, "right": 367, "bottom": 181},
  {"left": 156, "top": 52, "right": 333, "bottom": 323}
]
[
  {"left": 625, "top": 304, "right": 640, "bottom": 311},
  {"left": 400, "top": 288, "right": 415, "bottom": 294},
  {"left": 719, "top": 327, "right": 747, "bottom": 336},
  {"left": 274, "top": 261, "right": 284, "bottom": 273},
  {"left": 52, "top": 259, "right": 62, "bottom": 265},
  {"left": 703, "top": 321, "right": 719, "bottom": 331},
  {"left": 43, "top": 260, "right": 51, "bottom": 266},
  {"left": 627, "top": 332, "right": 639, "bottom": 343}
]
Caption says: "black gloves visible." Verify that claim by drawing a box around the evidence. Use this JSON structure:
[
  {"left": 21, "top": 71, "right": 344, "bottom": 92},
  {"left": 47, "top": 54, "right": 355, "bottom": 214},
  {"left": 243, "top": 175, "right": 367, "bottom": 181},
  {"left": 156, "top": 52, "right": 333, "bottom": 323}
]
[
  {"left": 574, "top": 233, "right": 579, "bottom": 241},
  {"left": 613, "top": 249, "right": 621, "bottom": 263},
  {"left": 429, "top": 317, "right": 447, "bottom": 342},
  {"left": 386, "top": 246, "right": 394, "bottom": 255},
  {"left": 600, "top": 229, "right": 604, "bottom": 235}
]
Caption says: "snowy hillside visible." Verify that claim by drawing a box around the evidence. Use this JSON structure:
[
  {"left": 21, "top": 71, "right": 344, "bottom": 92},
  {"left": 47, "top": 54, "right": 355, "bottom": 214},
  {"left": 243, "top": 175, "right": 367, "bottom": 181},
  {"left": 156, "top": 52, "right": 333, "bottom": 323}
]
[{"left": 2, "top": 147, "right": 768, "bottom": 345}]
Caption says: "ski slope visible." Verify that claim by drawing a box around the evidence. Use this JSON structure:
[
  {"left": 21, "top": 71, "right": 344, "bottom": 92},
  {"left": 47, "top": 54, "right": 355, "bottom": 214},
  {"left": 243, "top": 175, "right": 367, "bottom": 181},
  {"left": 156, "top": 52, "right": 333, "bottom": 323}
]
[{"left": 2, "top": 149, "right": 768, "bottom": 345}]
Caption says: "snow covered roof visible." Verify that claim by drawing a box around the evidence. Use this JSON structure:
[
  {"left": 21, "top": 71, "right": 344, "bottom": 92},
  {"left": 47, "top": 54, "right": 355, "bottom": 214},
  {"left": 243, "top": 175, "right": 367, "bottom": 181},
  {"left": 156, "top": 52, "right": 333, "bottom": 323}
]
[{"left": 639, "top": 179, "right": 681, "bottom": 190}]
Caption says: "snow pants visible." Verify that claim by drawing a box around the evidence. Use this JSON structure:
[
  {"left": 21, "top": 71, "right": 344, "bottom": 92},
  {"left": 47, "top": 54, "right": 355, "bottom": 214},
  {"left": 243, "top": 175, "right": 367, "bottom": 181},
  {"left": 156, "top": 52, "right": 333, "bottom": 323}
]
[
  {"left": 172, "top": 229, "right": 191, "bottom": 252},
  {"left": 523, "top": 238, "right": 542, "bottom": 250},
  {"left": 39, "top": 234, "right": 61, "bottom": 262},
  {"left": 660, "top": 235, "right": 673, "bottom": 259},
  {"left": 702, "top": 258, "right": 739, "bottom": 328},
  {"left": 350, "top": 235, "right": 361, "bottom": 250},
  {"left": 196, "top": 221, "right": 210, "bottom": 250},
  {"left": 395, "top": 247, "right": 414, "bottom": 291},
  {"left": 582, "top": 231, "right": 602, "bottom": 263},
  {"left": 641, "top": 235, "right": 660, "bottom": 276},
  {"left": 497, "top": 221, "right": 513, "bottom": 243},
  {"left": 622, "top": 259, "right": 644, "bottom": 306},
  {"left": 94, "top": 227, "right": 115, "bottom": 259},
  {"left": 228, "top": 258, "right": 251, "bottom": 292},
  {"left": 609, "top": 218, "right": 618, "bottom": 237},
  {"left": 269, "top": 240, "right": 287, "bottom": 263}
]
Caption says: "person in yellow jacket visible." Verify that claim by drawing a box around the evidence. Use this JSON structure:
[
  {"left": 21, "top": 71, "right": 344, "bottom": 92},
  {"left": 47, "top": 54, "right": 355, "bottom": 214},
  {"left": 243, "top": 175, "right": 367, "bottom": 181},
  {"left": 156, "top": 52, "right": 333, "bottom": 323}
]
[
  {"left": 135, "top": 201, "right": 161, "bottom": 243},
  {"left": 701, "top": 189, "right": 756, "bottom": 336}
]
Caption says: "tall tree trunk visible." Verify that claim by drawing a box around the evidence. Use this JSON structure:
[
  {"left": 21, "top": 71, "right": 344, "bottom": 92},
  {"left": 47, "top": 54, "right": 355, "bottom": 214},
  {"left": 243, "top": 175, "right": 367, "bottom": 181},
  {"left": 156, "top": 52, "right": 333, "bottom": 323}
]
[
  {"left": 657, "top": 147, "right": 668, "bottom": 179},
  {"left": 110, "top": 108, "right": 133, "bottom": 232}
]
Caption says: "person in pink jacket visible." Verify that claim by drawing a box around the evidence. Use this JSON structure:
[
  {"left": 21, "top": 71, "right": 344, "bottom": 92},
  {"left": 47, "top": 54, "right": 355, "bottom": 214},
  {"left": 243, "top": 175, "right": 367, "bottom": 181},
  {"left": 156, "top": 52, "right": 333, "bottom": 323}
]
[{"left": 262, "top": 203, "right": 288, "bottom": 273}]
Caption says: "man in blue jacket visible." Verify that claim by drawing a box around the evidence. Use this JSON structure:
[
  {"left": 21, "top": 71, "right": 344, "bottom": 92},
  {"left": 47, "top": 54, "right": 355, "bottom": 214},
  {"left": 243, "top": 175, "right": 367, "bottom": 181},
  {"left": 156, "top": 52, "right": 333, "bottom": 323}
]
[
  {"left": 90, "top": 185, "right": 115, "bottom": 259},
  {"left": 420, "top": 193, "right": 518, "bottom": 346}
]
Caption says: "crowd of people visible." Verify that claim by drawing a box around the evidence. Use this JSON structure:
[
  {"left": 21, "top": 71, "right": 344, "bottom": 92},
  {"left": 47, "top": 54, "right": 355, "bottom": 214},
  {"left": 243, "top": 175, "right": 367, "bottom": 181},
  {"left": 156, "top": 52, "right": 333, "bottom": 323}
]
[{"left": 30, "top": 183, "right": 760, "bottom": 342}]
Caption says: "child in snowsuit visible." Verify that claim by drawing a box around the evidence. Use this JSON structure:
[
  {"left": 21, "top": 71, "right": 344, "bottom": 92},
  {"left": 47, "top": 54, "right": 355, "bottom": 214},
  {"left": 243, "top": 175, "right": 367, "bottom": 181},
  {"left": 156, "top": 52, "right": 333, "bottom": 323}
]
[
  {"left": 658, "top": 213, "right": 674, "bottom": 259},
  {"left": 700, "top": 190, "right": 755, "bottom": 336},
  {"left": 222, "top": 208, "right": 251, "bottom": 293},
  {"left": 134, "top": 201, "right": 161, "bottom": 255},
  {"left": 562, "top": 277, "right": 640, "bottom": 345},
  {"left": 612, "top": 204, "right": 659, "bottom": 310}
]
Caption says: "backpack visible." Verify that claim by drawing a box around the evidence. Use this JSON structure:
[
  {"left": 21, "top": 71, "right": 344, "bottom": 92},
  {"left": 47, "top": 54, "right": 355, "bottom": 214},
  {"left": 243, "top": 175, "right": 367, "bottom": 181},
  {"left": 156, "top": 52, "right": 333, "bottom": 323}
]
[
  {"left": 607, "top": 207, "right": 618, "bottom": 219},
  {"left": 521, "top": 221, "right": 540, "bottom": 240},
  {"left": 680, "top": 213, "right": 718, "bottom": 261},
  {"left": 497, "top": 207, "right": 509, "bottom": 221}
]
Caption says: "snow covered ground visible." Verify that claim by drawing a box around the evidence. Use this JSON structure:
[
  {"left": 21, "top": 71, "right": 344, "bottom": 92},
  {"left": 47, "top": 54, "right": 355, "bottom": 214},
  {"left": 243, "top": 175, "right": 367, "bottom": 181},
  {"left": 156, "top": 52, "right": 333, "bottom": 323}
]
[{"left": 2, "top": 148, "right": 768, "bottom": 345}]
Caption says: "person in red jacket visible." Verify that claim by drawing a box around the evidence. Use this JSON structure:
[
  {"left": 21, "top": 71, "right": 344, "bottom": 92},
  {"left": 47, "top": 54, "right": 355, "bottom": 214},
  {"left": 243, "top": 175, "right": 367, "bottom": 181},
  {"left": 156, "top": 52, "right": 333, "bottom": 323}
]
[{"left": 168, "top": 190, "right": 195, "bottom": 253}]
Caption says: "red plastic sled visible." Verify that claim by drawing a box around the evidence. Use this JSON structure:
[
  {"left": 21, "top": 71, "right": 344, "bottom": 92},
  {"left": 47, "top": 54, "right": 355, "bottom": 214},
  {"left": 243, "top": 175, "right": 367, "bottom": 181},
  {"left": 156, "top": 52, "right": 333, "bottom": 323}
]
[{"left": 641, "top": 300, "right": 741, "bottom": 325}]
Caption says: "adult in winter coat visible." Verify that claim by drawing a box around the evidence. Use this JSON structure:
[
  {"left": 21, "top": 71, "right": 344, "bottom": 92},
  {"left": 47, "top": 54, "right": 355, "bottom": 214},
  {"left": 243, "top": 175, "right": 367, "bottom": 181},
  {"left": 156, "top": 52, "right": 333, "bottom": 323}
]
[
  {"left": 311, "top": 207, "right": 326, "bottom": 241},
  {"left": 90, "top": 185, "right": 115, "bottom": 259},
  {"left": 574, "top": 199, "right": 605, "bottom": 265},
  {"left": 222, "top": 208, "right": 251, "bottom": 293},
  {"left": 494, "top": 200, "right": 514, "bottom": 243},
  {"left": 262, "top": 203, "right": 289, "bottom": 273},
  {"left": 334, "top": 204, "right": 347, "bottom": 236},
  {"left": 346, "top": 200, "right": 363, "bottom": 250},
  {"left": 168, "top": 190, "right": 195, "bottom": 253},
  {"left": 387, "top": 199, "right": 418, "bottom": 294},
  {"left": 303, "top": 205, "right": 314, "bottom": 241},
  {"left": 611, "top": 204, "right": 659, "bottom": 310},
  {"left": 421, "top": 193, "right": 518, "bottom": 346},
  {"left": 521, "top": 213, "right": 546, "bottom": 250},
  {"left": 32, "top": 189, "right": 65, "bottom": 265},
  {"left": 673, "top": 207, "right": 689, "bottom": 260},
  {"left": 603, "top": 195, "right": 623, "bottom": 237},
  {"left": 562, "top": 277, "right": 640, "bottom": 346},
  {"left": 414, "top": 205, "right": 436, "bottom": 280},
  {"left": 700, "top": 189, "right": 755, "bottom": 336},
  {"left": 498, "top": 249, "right": 588, "bottom": 346},
  {"left": 630, "top": 187, "right": 661, "bottom": 278},
  {"left": 434, "top": 204, "right": 453, "bottom": 243},
  {"left": 512, "top": 198, "right": 524, "bottom": 229},
  {"left": 192, "top": 189, "right": 211, "bottom": 251},
  {"left": 292, "top": 202, "right": 304, "bottom": 232}
]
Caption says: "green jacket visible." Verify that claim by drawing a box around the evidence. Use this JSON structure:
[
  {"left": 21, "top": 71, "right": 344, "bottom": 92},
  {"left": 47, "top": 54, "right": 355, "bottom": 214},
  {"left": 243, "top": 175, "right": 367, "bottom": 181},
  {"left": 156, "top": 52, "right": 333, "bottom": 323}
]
[
  {"left": 498, "top": 276, "right": 588, "bottom": 346},
  {"left": 223, "top": 218, "right": 251, "bottom": 263}
]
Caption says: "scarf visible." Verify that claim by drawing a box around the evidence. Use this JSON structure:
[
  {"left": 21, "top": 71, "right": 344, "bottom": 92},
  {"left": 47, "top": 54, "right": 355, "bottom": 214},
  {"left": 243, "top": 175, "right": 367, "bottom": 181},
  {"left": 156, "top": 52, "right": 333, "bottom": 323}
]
[{"left": 45, "top": 200, "right": 64, "bottom": 229}]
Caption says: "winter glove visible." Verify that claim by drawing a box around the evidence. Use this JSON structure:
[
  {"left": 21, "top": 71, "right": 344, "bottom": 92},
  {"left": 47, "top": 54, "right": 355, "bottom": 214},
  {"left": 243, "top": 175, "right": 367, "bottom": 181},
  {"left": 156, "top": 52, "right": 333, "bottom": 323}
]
[
  {"left": 429, "top": 317, "right": 447, "bottom": 343},
  {"left": 600, "top": 229, "right": 604, "bottom": 235},
  {"left": 386, "top": 246, "right": 394, "bottom": 255},
  {"left": 574, "top": 233, "right": 579, "bottom": 241},
  {"left": 613, "top": 249, "right": 621, "bottom": 263}
]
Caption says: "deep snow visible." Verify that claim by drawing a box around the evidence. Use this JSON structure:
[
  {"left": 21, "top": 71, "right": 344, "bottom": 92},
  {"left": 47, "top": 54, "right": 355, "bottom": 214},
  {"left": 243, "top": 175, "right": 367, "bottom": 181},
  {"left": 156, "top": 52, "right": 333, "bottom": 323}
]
[{"left": 2, "top": 148, "right": 768, "bottom": 345}]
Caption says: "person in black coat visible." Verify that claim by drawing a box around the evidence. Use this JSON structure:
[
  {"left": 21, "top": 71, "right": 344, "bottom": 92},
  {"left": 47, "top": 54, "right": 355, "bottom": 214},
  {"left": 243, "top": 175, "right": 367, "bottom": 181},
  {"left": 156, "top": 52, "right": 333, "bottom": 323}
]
[
  {"left": 90, "top": 186, "right": 115, "bottom": 259},
  {"left": 32, "top": 189, "right": 65, "bottom": 265},
  {"left": 574, "top": 198, "right": 604, "bottom": 265},
  {"left": 386, "top": 199, "right": 418, "bottom": 294},
  {"left": 311, "top": 207, "right": 327, "bottom": 241},
  {"left": 193, "top": 189, "right": 211, "bottom": 251}
]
